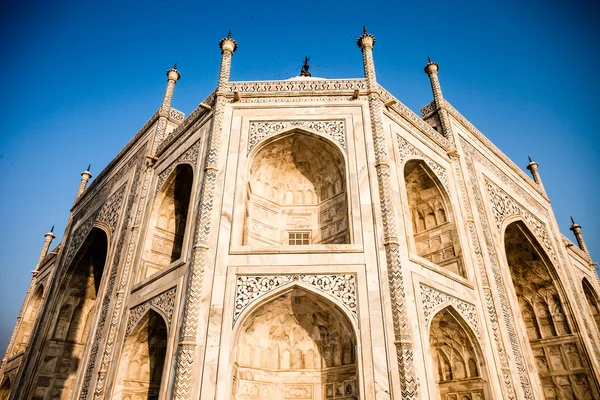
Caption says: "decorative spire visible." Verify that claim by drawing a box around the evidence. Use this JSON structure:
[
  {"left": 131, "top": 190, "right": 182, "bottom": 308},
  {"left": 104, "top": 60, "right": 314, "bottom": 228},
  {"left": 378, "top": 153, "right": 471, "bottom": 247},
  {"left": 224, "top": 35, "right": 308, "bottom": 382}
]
[
  {"left": 300, "top": 56, "right": 311, "bottom": 77},
  {"left": 570, "top": 216, "right": 590, "bottom": 257},
  {"left": 357, "top": 25, "right": 376, "bottom": 48},
  {"left": 528, "top": 155, "right": 532, "bottom": 163},
  {"left": 424, "top": 55, "right": 440, "bottom": 73},
  {"left": 166, "top": 62, "right": 181, "bottom": 81},
  {"left": 219, "top": 30, "right": 238, "bottom": 53},
  {"left": 75, "top": 164, "right": 93, "bottom": 203},
  {"left": 37, "top": 226, "right": 56, "bottom": 269},
  {"left": 526, "top": 156, "right": 545, "bottom": 192}
]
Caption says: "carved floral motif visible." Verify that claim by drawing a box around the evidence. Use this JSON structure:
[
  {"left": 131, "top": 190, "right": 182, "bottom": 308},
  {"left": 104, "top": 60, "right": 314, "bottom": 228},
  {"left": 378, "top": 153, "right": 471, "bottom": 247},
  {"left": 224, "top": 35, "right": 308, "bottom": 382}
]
[
  {"left": 126, "top": 287, "right": 176, "bottom": 336},
  {"left": 229, "top": 79, "right": 366, "bottom": 94},
  {"left": 233, "top": 274, "right": 357, "bottom": 325},
  {"left": 248, "top": 120, "right": 346, "bottom": 153},
  {"left": 420, "top": 284, "right": 480, "bottom": 339}
]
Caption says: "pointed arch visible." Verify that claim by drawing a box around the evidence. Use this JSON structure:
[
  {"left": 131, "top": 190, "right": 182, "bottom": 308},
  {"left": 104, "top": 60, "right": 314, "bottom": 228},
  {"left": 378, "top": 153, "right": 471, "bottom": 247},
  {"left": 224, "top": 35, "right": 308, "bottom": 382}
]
[
  {"left": 404, "top": 159, "right": 465, "bottom": 277},
  {"left": 429, "top": 307, "right": 490, "bottom": 399},
  {"left": 231, "top": 286, "right": 360, "bottom": 399},
  {"left": 11, "top": 284, "right": 44, "bottom": 356},
  {"left": 112, "top": 309, "right": 168, "bottom": 400},
  {"left": 244, "top": 129, "right": 350, "bottom": 246},
  {"left": 30, "top": 227, "right": 109, "bottom": 400},
  {"left": 503, "top": 221, "right": 598, "bottom": 398},
  {"left": 0, "top": 377, "right": 10, "bottom": 400},
  {"left": 140, "top": 163, "right": 193, "bottom": 280},
  {"left": 583, "top": 278, "right": 600, "bottom": 334}
]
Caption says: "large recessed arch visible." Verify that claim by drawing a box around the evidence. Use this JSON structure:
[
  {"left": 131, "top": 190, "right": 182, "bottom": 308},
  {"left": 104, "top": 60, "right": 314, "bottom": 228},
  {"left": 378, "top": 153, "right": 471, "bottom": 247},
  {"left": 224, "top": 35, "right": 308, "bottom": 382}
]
[
  {"left": 244, "top": 130, "right": 350, "bottom": 246},
  {"left": 112, "top": 309, "right": 168, "bottom": 400},
  {"left": 503, "top": 221, "right": 599, "bottom": 398},
  {"left": 582, "top": 278, "right": 600, "bottom": 335},
  {"left": 428, "top": 306, "right": 491, "bottom": 399},
  {"left": 231, "top": 286, "right": 360, "bottom": 400},
  {"left": 404, "top": 159, "right": 465, "bottom": 277},
  {"left": 140, "top": 163, "right": 194, "bottom": 280},
  {"left": 30, "top": 227, "right": 109, "bottom": 400},
  {"left": 11, "top": 284, "right": 44, "bottom": 356}
]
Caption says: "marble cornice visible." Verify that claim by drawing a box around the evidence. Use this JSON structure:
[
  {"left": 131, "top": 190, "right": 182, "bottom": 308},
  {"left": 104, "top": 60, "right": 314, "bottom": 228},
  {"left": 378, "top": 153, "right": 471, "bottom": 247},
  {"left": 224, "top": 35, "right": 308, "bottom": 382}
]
[
  {"left": 378, "top": 86, "right": 450, "bottom": 152},
  {"left": 72, "top": 109, "right": 160, "bottom": 211},
  {"left": 443, "top": 101, "right": 549, "bottom": 202},
  {"left": 562, "top": 234, "right": 592, "bottom": 264}
]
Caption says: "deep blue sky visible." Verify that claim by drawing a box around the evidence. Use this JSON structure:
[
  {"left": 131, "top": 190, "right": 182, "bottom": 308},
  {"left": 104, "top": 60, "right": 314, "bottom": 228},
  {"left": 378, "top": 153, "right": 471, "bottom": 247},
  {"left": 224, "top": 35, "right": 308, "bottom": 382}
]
[{"left": 1, "top": 0, "right": 598, "bottom": 353}]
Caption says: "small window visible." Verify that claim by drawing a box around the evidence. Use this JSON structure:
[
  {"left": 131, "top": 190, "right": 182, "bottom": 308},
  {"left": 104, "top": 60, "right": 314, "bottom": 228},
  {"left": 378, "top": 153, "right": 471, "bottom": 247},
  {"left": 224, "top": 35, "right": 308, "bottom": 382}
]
[{"left": 288, "top": 231, "right": 310, "bottom": 245}]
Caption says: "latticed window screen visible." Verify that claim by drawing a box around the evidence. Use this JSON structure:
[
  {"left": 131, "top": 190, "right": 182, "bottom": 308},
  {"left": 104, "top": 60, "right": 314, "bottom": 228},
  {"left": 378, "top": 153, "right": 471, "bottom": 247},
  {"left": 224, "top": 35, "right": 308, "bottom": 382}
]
[{"left": 288, "top": 231, "right": 310, "bottom": 245}]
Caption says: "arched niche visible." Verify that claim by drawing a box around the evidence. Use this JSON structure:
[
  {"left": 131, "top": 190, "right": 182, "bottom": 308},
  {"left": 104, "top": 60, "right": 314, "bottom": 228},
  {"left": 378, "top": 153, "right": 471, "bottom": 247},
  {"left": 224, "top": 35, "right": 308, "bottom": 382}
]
[
  {"left": 11, "top": 284, "right": 44, "bottom": 356},
  {"left": 0, "top": 378, "right": 10, "bottom": 400},
  {"left": 141, "top": 164, "right": 193, "bottom": 280},
  {"left": 429, "top": 307, "right": 490, "bottom": 399},
  {"left": 582, "top": 278, "right": 600, "bottom": 334},
  {"left": 504, "top": 222, "right": 598, "bottom": 399},
  {"left": 244, "top": 131, "right": 350, "bottom": 246},
  {"left": 404, "top": 160, "right": 465, "bottom": 277},
  {"left": 31, "top": 227, "right": 108, "bottom": 400},
  {"left": 112, "top": 309, "right": 168, "bottom": 400},
  {"left": 232, "top": 288, "right": 359, "bottom": 400}
]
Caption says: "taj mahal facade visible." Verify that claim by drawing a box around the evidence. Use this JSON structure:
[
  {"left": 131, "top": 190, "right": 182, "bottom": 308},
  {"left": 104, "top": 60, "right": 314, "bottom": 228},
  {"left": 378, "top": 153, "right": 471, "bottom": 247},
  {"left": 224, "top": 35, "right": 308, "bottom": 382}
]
[{"left": 1, "top": 29, "right": 599, "bottom": 400}]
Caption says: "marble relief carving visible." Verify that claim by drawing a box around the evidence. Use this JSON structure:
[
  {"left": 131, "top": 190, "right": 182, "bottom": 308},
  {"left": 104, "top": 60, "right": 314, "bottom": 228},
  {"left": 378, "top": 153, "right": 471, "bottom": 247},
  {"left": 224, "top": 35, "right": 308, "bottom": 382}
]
[
  {"left": 245, "top": 132, "right": 349, "bottom": 246},
  {"left": 420, "top": 284, "right": 480, "bottom": 339},
  {"left": 229, "top": 79, "right": 367, "bottom": 94},
  {"left": 125, "top": 287, "right": 176, "bottom": 336},
  {"left": 233, "top": 274, "right": 357, "bottom": 325},
  {"left": 234, "top": 289, "right": 358, "bottom": 400},
  {"left": 248, "top": 120, "right": 346, "bottom": 153}
]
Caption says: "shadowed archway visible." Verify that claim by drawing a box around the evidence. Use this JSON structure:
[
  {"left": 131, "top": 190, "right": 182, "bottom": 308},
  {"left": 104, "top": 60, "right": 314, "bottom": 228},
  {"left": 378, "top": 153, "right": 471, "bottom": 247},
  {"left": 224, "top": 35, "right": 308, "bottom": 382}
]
[
  {"left": 232, "top": 287, "right": 359, "bottom": 400},
  {"left": 504, "top": 221, "right": 598, "bottom": 399},
  {"left": 30, "top": 227, "right": 108, "bottom": 400},
  {"left": 112, "top": 309, "right": 168, "bottom": 400},
  {"left": 429, "top": 307, "right": 490, "bottom": 399},
  {"left": 244, "top": 131, "right": 350, "bottom": 246}
]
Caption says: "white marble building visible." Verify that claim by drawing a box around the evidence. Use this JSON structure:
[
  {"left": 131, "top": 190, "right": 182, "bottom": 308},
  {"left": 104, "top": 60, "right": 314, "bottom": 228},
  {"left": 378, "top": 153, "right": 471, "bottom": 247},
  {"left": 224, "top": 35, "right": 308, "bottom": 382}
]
[{"left": 1, "top": 29, "right": 599, "bottom": 400}]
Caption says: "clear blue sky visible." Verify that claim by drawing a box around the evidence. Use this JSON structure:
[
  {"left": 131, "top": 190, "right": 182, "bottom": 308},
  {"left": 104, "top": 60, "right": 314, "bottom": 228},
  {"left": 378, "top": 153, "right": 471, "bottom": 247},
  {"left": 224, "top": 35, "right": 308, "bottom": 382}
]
[{"left": 1, "top": 0, "right": 598, "bottom": 353}]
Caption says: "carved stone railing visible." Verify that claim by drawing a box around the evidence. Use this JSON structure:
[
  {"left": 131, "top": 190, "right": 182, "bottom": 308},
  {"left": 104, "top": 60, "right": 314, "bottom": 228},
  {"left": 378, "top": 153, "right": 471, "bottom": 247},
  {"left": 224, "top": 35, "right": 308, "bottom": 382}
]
[
  {"left": 156, "top": 90, "right": 217, "bottom": 155},
  {"left": 562, "top": 235, "right": 592, "bottom": 263},
  {"left": 443, "top": 101, "right": 549, "bottom": 201},
  {"left": 169, "top": 108, "right": 185, "bottom": 123},
  {"left": 378, "top": 86, "right": 450, "bottom": 151},
  {"left": 227, "top": 78, "right": 367, "bottom": 94},
  {"left": 420, "top": 100, "right": 436, "bottom": 117}
]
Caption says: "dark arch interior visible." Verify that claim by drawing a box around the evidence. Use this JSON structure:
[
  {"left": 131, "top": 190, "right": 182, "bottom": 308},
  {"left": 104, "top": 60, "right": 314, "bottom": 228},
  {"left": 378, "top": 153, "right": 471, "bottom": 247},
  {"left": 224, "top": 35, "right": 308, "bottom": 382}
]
[
  {"left": 429, "top": 307, "right": 490, "bottom": 399},
  {"left": 31, "top": 227, "right": 108, "bottom": 400},
  {"left": 404, "top": 160, "right": 464, "bottom": 277},
  {"left": 504, "top": 222, "right": 598, "bottom": 399},
  {"left": 142, "top": 163, "right": 193, "bottom": 279},
  {"left": 115, "top": 309, "right": 168, "bottom": 400}
]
